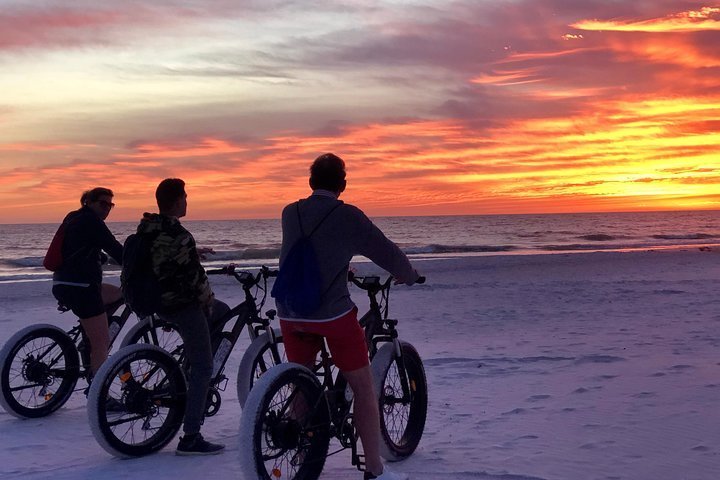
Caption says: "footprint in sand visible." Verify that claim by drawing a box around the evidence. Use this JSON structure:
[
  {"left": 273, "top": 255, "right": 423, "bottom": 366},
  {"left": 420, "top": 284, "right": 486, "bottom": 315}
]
[
  {"left": 632, "top": 391, "right": 656, "bottom": 398},
  {"left": 668, "top": 364, "right": 695, "bottom": 374},
  {"left": 574, "top": 354, "right": 625, "bottom": 365},
  {"left": 691, "top": 445, "right": 710, "bottom": 452},
  {"left": 572, "top": 386, "right": 602, "bottom": 394},
  {"left": 526, "top": 394, "right": 552, "bottom": 402}
]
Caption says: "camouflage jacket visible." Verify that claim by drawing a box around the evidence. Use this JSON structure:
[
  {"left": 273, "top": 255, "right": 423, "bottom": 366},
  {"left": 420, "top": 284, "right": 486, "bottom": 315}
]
[{"left": 137, "top": 213, "right": 213, "bottom": 312}]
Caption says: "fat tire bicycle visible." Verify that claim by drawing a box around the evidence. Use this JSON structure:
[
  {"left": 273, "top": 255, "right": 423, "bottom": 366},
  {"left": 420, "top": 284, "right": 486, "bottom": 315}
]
[
  {"left": 0, "top": 298, "right": 172, "bottom": 419},
  {"left": 239, "top": 273, "right": 428, "bottom": 480},
  {"left": 86, "top": 265, "right": 285, "bottom": 457}
]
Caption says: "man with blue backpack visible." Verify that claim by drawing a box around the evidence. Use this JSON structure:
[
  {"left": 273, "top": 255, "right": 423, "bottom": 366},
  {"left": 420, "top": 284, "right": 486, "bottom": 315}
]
[{"left": 273, "top": 153, "right": 420, "bottom": 480}]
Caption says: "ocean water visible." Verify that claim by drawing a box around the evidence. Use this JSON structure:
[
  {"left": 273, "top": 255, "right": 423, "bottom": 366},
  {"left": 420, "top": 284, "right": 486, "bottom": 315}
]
[{"left": 1, "top": 210, "right": 719, "bottom": 282}]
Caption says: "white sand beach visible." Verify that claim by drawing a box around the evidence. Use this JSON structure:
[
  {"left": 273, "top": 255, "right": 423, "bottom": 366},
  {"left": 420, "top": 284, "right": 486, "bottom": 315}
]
[{"left": 1, "top": 249, "right": 719, "bottom": 480}]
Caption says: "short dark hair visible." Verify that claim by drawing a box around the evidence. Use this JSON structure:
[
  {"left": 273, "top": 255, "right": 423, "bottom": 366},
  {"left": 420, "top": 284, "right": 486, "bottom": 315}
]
[
  {"left": 156, "top": 178, "right": 186, "bottom": 212},
  {"left": 309, "top": 153, "right": 346, "bottom": 192},
  {"left": 84, "top": 187, "right": 113, "bottom": 205}
]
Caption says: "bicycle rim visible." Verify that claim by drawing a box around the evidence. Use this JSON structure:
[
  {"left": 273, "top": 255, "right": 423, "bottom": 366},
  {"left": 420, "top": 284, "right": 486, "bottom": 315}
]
[
  {"left": 241, "top": 364, "right": 329, "bottom": 480},
  {"left": 89, "top": 345, "right": 186, "bottom": 457},
  {"left": 0, "top": 326, "right": 79, "bottom": 418},
  {"left": 121, "top": 319, "right": 184, "bottom": 360},
  {"left": 237, "top": 330, "right": 285, "bottom": 408},
  {"left": 374, "top": 341, "right": 427, "bottom": 460}
]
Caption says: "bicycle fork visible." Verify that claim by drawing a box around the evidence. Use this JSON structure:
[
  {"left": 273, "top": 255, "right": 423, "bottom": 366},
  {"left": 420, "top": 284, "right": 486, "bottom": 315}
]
[{"left": 392, "top": 339, "right": 415, "bottom": 405}]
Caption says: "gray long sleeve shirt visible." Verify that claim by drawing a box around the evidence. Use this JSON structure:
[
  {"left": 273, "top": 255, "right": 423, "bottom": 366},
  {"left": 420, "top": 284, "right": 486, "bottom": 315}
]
[{"left": 276, "top": 190, "right": 416, "bottom": 321}]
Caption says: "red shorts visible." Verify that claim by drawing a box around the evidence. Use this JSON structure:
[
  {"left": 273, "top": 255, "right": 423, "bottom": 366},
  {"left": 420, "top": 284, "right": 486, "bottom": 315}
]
[{"left": 279, "top": 307, "right": 369, "bottom": 372}]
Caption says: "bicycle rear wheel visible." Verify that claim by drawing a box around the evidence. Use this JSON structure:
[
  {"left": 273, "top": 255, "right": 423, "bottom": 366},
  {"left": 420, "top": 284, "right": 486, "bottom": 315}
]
[
  {"left": 87, "top": 344, "right": 186, "bottom": 458},
  {"left": 239, "top": 363, "right": 330, "bottom": 480},
  {"left": 236, "top": 329, "right": 285, "bottom": 408},
  {"left": 0, "top": 324, "right": 80, "bottom": 419},
  {"left": 371, "top": 341, "right": 427, "bottom": 461}
]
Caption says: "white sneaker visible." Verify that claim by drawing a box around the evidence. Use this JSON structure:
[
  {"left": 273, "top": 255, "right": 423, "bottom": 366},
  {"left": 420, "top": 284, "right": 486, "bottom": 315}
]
[{"left": 370, "top": 466, "right": 409, "bottom": 480}]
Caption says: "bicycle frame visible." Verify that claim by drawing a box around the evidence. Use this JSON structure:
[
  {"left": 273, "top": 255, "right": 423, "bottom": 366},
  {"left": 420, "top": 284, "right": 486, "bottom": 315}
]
[
  {"left": 301, "top": 273, "right": 409, "bottom": 471},
  {"left": 142, "top": 266, "right": 280, "bottom": 415},
  {"left": 84, "top": 265, "right": 283, "bottom": 456},
  {"left": 62, "top": 299, "right": 134, "bottom": 383},
  {"left": 207, "top": 266, "right": 279, "bottom": 385}
]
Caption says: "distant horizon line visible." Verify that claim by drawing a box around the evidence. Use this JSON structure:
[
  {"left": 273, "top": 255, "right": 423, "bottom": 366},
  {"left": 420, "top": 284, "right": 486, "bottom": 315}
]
[{"left": 1, "top": 207, "right": 718, "bottom": 226}]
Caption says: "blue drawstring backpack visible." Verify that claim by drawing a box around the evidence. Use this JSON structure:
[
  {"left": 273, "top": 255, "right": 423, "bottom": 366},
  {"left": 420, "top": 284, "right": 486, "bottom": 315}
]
[{"left": 271, "top": 202, "right": 341, "bottom": 316}]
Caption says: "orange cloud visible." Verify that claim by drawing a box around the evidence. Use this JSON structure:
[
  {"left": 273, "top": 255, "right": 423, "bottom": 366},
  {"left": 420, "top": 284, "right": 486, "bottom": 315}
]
[
  {"left": 0, "top": 143, "right": 76, "bottom": 151},
  {"left": 573, "top": 6, "right": 720, "bottom": 33},
  {"left": 118, "top": 138, "right": 248, "bottom": 159},
  {"left": 2, "top": 88, "right": 720, "bottom": 223}
]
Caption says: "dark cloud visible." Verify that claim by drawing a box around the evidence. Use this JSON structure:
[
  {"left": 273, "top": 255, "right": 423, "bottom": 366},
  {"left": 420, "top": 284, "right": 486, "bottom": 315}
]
[{"left": 221, "top": 0, "right": 716, "bottom": 129}]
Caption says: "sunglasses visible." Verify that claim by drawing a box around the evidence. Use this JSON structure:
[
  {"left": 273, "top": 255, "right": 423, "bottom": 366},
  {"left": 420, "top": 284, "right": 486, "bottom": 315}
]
[{"left": 98, "top": 200, "right": 115, "bottom": 209}]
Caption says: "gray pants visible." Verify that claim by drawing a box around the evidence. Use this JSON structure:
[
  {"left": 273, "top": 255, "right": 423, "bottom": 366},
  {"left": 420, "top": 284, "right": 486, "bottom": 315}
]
[{"left": 161, "top": 299, "right": 229, "bottom": 435}]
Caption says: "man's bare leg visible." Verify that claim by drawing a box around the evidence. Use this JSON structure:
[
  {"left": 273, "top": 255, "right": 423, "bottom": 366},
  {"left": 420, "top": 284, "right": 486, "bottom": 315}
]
[
  {"left": 343, "top": 365, "right": 384, "bottom": 476},
  {"left": 79, "top": 313, "right": 110, "bottom": 376}
]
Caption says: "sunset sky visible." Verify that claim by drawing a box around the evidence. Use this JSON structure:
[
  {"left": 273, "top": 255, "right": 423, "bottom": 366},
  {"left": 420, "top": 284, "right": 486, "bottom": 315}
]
[{"left": 1, "top": 0, "right": 719, "bottom": 223}]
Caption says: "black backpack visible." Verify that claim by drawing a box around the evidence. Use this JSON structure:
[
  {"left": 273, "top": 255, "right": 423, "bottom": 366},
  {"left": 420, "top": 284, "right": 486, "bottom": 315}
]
[
  {"left": 121, "top": 232, "right": 162, "bottom": 317},
  {"left": 271, "top": 202, "right": 341, "bottom": 316}
]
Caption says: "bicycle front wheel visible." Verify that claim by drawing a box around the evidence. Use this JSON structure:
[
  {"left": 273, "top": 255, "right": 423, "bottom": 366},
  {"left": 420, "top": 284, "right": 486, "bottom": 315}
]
[
  {"left": 239, "top": 363, "right": 329, "bottom": 480},
  {"left": 120, "top": 317, "right": 183, "bottom": 359},
  {"left": 236, "top": 329, "right": 285, "bottom": 408},
  {"left": 0, "top": 324, "right": 80, "bottom": 419},
  {"left": 371, "top": 340, "right": 428, "bottom": 461},
  {"left": 87, "top": 344, "right": 186, "bottom": 458}
]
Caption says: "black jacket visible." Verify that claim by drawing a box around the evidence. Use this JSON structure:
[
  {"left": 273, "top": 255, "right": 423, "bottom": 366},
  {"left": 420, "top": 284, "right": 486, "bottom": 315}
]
[{"left": 52, "top": 206, "right": 123, "bottom": 285}]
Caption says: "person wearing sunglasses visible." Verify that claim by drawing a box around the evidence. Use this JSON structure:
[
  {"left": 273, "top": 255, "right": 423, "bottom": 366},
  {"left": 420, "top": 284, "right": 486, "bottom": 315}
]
[{"left": 51, "top": 187, "right": 123, "bottom": 378}]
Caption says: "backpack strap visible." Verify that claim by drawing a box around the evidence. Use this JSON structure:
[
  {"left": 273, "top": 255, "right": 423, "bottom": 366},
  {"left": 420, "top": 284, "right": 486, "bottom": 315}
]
[
  {"left": 296, "top": 201, "right": 342, "bottom": 238},
  {"left": 294, "top": 200, "right": 344, "bottom": 306}
]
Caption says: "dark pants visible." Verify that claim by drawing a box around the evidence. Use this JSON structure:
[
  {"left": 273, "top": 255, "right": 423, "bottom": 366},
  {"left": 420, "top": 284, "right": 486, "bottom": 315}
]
[{"left": 161, "top": 299, "right": 228, "bottom": 435}]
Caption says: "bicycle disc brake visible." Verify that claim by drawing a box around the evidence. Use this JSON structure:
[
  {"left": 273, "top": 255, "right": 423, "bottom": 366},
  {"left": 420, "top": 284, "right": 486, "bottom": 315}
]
[
  {"left": 205, "top": 388, "right": 221, "bottom": 417},
  {"left": 339, "top": 414, "right": 356, "bottom": 448}
]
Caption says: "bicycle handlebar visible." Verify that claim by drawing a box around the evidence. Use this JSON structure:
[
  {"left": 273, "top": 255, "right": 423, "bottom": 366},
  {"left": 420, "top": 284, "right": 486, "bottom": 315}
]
[
  {"left": 206, "top": 264, "right": 278, "bottom": 287},
  {"left": 348, "top": 271, "right": 426, "bottom": 291}
]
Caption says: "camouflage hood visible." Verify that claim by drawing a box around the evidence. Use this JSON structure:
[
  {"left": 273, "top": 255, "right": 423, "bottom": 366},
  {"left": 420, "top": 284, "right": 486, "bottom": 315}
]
[
  {"left": 135, "top": 212, "right": 213, "bottom": 313},
  {"left": 137, "top": 212, "right": 181, "bottom": 236}
]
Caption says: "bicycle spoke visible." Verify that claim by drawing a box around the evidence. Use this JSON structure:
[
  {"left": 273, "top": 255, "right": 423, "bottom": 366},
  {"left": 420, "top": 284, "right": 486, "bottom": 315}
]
[
  {"left": 97, "top": 351, "right": 182, "bottom": 452},
  {"left": 9, "top": 383, "right": 44, "bottom": 392}
]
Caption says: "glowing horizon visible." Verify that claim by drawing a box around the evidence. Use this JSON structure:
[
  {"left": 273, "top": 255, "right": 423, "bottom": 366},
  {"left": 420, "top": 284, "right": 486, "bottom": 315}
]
[{"left": 1, "top": 1, "right": 719, "bottom": 223}]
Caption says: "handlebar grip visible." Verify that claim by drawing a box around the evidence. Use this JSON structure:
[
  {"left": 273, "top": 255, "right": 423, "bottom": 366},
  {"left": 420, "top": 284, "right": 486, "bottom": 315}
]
[
  {"left": 416, "top": 276, "right": 426, "bottom": 285},
  {"left": 206, "top": 268, "right": 226, "bottom": 275}
]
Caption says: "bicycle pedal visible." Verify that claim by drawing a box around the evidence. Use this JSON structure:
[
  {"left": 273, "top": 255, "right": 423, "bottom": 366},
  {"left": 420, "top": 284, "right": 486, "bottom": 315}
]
[
  {"left": 215, "top": 376, "right": 228, "bottom": 391},
  {"left": 353, "top": 452, "right": 367, "bottom": 471}
]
